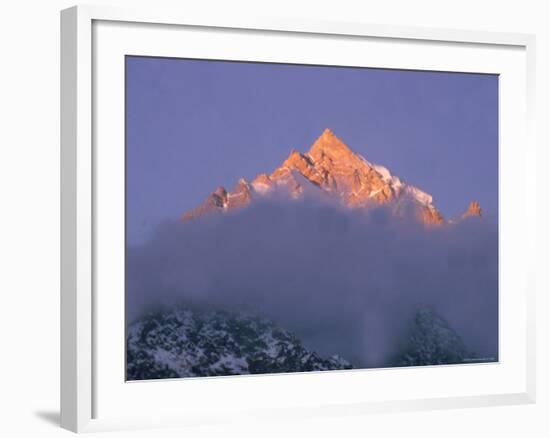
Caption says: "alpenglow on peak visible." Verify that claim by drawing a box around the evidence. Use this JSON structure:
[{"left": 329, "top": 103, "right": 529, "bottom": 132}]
[
  {"left": 182, "top": 129, "right": 476, "bottom": 225},
  {"left": 308, "top": 128, "right": 355, "bottom": 158}
]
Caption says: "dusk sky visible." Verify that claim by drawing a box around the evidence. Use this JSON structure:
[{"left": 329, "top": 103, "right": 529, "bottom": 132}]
[{"left": 126, "top": 56, "right": 498, "bottom": 244}]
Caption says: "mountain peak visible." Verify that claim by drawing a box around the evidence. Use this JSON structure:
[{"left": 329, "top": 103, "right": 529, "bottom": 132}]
[
  {"left": 308, "top": 128, "right": 354, "bottom": 162},
  {"left": 321, "top": 127, "right": 336, "bottom": 138},
  {"left": 182, "top": 130, "right": 455, "bottom": 226},
  {"left": 462, "top": 200, "right": 482, "bottom": 218}
]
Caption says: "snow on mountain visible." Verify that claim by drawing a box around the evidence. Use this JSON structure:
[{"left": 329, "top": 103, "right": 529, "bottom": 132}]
[
  {"left": 182, "top": 128, "right": 468, "bottom": 225},
  {"left": 127, "top": 308, "right": 352, "bottom": 380},
  {"left": 403, "top": 185, "right": 433, "bottom": 206},
  {"left": 126, "top": 305, "right": 477, "bottom": 379}
]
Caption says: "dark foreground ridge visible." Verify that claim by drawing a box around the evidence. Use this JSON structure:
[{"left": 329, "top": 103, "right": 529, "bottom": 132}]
[
  {"left": 127, "top": 307, "right": 352, "bottom": 380},
  {"left": 127, "top": 305, "right": 480, "bottom": 380}
]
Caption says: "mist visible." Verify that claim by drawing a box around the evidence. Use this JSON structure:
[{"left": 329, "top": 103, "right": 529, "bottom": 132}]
[{"left": 126, "top": 196, "right": 498, "bottom": 368}]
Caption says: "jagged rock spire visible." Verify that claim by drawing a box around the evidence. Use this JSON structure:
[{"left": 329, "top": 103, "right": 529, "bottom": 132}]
[{"left": 462, "top": 200, "right": 482, "bottom": 218}]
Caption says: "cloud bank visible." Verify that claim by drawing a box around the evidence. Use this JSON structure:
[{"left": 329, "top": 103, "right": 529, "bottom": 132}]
[{"left": 126, "top": 197, "right": 498, "bottom": 368}]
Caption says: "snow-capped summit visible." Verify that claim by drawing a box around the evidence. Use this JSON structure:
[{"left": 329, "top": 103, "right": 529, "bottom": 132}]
[{"left": 182, "top": 129, "right": 470, "bottom": 225}]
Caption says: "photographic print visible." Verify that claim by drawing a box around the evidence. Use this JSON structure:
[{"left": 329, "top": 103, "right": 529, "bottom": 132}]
[{"left": 125, "top": 57, "right": 498, "bottom": 381}]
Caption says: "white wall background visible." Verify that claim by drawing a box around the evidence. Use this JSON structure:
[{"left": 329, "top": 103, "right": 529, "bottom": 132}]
[{"left": 0, "top": 0, "right": 547, "bottom": 436}]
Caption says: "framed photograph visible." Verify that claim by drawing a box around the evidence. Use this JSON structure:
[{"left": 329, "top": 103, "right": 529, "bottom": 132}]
[{"left": 61, "top": 5, "right": 536, "bottom": 433}]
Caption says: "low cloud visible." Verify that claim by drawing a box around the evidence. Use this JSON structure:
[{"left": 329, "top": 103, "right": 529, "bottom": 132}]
[{"left": 126, "top": 197, "right": 498, "bottom": 368}]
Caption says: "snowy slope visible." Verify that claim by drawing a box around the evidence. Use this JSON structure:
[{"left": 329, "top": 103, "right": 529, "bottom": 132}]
[{"left": 127, "top": 308, "right": 352, "bottom": 380}]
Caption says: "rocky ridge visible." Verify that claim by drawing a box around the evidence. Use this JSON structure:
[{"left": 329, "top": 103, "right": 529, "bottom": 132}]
[
  {"left": 182, "top": 129, "right": 476, "bottom": 225},
  {"left": 127, "top": 308, "right": 352, "bottom": 380}
]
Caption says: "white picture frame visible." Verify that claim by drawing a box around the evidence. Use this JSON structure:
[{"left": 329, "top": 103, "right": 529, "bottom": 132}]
[{"left": 60, "top": 4, "right": 536, "bottom": 433}]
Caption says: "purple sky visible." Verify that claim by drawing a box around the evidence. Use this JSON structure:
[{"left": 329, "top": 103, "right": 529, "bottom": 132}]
[{"left": 126, "top": 56, "right": 498, "bottom": 244}]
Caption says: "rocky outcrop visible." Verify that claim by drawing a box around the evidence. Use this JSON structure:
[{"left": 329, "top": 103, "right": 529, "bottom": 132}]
[
  {"left": 181, "top": 186, "right": 228, "bottom": 221},
  {"left": 462, "top": 200, "right": 482, "bottom": 218}
]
